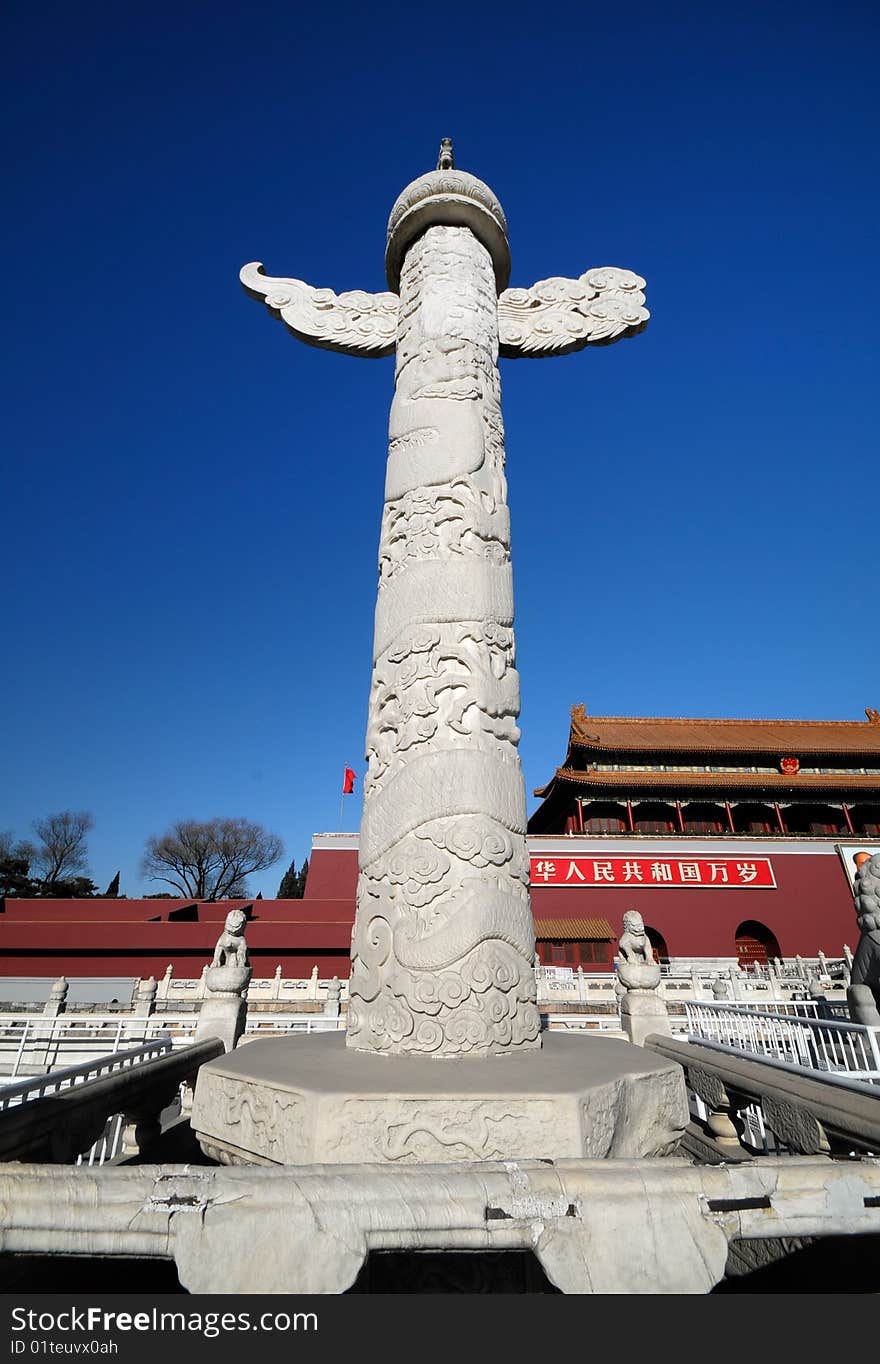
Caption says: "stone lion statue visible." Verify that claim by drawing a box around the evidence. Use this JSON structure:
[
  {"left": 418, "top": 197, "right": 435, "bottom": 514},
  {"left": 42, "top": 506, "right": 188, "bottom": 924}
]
[
  {"left": 618, "top": 909, "right": 656, "bottom": 966},
  {"left": 849, "top": 853, "right": 880, "bottom": 1026},
  {"left": 212, "top": 908, "right": 249, "bottom": 970},
  {"left": 616, "top": 908, "right": 662, "bottom": 997}
]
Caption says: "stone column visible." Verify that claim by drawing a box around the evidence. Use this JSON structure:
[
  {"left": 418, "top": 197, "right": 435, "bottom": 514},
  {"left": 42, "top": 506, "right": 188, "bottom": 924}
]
[{"left": 346, "top": 205, "right": 539, "bottom": 1058}]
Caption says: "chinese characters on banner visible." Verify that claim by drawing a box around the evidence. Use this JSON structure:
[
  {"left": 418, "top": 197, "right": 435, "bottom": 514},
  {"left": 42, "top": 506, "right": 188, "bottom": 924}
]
[{"left": 530, "top": 857, "right": 776, "bottom": 888}]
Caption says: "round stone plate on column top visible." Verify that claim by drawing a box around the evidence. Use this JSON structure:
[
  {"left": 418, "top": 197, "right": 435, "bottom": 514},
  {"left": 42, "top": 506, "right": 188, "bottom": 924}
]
[{"left": 385, "top": 168, "right": 512, "bottom": 294}]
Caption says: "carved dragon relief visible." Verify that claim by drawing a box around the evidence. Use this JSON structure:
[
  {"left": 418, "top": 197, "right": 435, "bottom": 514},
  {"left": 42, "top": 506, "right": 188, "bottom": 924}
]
[{"left": 343, "top": 226, "right": 540, "bottom": 1056}]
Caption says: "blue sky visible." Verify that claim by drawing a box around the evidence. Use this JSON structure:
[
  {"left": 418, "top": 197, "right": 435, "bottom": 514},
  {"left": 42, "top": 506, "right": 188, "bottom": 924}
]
[{"left": 2, "top": 0, "right": 878, "bottom": 898}]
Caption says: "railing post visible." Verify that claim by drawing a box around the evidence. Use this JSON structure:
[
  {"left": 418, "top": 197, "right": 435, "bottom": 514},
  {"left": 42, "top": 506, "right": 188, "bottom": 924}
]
[
  {"left": 688, "top": 1064, "right": 747, "bottom": 1155},
  {"left": 867, "top": 1026, "right": 880, "bottom": 1078},
  {"left": 11, "top": 1021, "right": 29, "bottom": 1081},
  {"left": 42, "top": 977, "right": 69, "bottom": 1020},
  {"left": 120, "top": 1110, "right": 163, "bottom": 1161},
  {"left": 134, "top": 978, "right": 158, "bottom": 1019},
  {"left": 842, "top": 944, "right": 853, "bottom": 987},
  {"left": 323, "top": 977, "right": 341, "bottom": 1021},
  {"left": 767, "top": 965, "right": 780, "bottom": 1001}
]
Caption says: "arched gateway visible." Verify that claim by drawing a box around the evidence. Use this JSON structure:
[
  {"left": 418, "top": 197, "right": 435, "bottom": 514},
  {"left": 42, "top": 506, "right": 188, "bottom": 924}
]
[{"left": 735, "top": 919, "right": 780, "bottom": 969}]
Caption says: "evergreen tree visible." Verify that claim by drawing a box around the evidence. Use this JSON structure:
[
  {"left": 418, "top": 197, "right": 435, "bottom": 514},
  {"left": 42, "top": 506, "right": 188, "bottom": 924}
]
[
  {"left": 277, "top": 859, "right": 299, "bottom": 898},
  {"left": 277, "top": 858, "right": 309, "bottom": 898},
  {"left": 104, "top": 871, "right": 121, "bottom": 897},
  {"left": 0, "top": 851, "right": 38, "bottom": 898},
  {"left": 38, "top": 876, "right": 98, "bottom": 898}
]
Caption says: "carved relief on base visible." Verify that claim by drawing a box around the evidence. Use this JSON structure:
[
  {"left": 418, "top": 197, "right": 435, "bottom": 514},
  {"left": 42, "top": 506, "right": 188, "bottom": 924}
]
[
  {"left": 322, "top": 1097, "right": 563, "bottom": 1162},
  {"left": 205, "top": 1076, "right": 306, "bottom": 1163}
]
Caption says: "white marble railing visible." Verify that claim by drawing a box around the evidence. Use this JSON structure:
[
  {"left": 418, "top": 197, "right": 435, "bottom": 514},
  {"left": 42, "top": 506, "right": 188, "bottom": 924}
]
[{"left": 156, "top": 968, "right": 350, "bottom": 1005}]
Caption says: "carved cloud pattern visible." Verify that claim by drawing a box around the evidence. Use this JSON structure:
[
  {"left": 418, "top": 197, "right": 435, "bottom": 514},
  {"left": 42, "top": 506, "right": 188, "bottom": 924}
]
[
  {"left": 240, "top": 262, "right": 398, "bottom": 357},
  {"left": 498, "top": 267, "right": 649, "bottom": 357}
]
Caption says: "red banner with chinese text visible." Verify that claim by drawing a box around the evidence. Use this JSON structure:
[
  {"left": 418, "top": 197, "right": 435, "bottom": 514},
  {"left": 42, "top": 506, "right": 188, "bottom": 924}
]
[{"left": 530, "top": 856, "right": 776, "bottom": 888}]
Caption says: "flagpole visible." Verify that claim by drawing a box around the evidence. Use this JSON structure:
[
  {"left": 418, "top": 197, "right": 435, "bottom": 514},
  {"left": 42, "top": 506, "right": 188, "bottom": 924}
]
[{"left": 338, "top": 787, "right": 344, "bottom": 832}]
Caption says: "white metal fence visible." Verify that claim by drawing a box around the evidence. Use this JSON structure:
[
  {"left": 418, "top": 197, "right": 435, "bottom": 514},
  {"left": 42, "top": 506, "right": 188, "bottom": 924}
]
[
  {"left": 0, "top": 1013, "right": 346, "bottom": 1080},
  {"left": 0, "top": 1037, "right": 177, "bottom": 1169},
  {"left": 684, "top": 1001, "right": 880, "bottom": 1083},
  {"left": 0, "top": 1015, "right": 198, "bottom": 1079},
  {"left": 0, "top": 1038, "right": 173, "bottom": 1111},
  {"left": 0, "top": 1013, "right": 346, "bottom": 1168}
]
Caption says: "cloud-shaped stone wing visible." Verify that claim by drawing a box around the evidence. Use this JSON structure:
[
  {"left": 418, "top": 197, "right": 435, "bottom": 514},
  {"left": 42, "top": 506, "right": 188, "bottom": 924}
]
[
  {"left": 498, "top": 267, "right": 648, "bottom": 358},
  {"left": 240, "top": 262, "right": 399, "bottom": 358}
]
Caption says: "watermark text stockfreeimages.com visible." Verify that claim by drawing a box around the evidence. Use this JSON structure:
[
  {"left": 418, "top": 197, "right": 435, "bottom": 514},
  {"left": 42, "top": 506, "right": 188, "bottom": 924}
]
[{"left": 10, "top": 1308, "right": 317, "bottom": 1342}]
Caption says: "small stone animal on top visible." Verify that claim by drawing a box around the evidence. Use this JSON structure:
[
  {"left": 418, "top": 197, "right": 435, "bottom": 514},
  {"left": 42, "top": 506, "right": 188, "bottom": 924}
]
[
  {"left": 212, "top": 908, "right": 249, "bottom": 970},
  {"left": 437, "top": 137, "right": 454, "bottom": 170},
  {"left": 618, "top": 909, "right": 656, "bottom": 966}
]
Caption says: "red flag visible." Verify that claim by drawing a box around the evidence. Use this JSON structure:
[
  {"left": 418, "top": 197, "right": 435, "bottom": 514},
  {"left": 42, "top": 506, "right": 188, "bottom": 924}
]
[{"left": 342, "top": 767, "right": 357, "bottom": 794}]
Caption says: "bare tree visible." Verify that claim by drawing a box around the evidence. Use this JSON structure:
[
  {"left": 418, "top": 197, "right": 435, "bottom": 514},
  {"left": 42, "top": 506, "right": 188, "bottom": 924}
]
[
  {"left": 141, "top": 818, "right": 284, "bottom": 901},
  {"left": 31, "top": 811, "right": 93, "bottom": 883}
]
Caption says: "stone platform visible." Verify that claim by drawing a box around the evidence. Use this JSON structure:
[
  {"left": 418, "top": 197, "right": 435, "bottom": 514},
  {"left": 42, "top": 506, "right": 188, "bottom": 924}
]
[{"left": 191, "top": 1031, "right": 688, "bottom": 1166}]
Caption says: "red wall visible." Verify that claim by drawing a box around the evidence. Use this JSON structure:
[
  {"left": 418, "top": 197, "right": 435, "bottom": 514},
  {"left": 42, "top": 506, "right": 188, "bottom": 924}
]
[
  {"left": 0, "top": 898, "right": 354, "bottom": 978},
  {"left": 304, "top": 849, "right": 358, "bottom": 899},
  {"left": 0, "top": 843, "right": 860, "bottom": 976}
]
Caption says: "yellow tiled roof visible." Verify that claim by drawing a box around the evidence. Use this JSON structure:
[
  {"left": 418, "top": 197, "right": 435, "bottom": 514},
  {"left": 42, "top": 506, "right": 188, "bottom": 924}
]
[{"left": 533, "top": 917, "right": 614, "bottom": 939}]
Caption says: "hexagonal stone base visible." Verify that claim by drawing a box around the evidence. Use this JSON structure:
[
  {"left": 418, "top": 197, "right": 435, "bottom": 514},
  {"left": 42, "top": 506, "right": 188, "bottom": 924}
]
[{"left": 192, "top": 1031, "right": 687, "bottom": 1166}]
